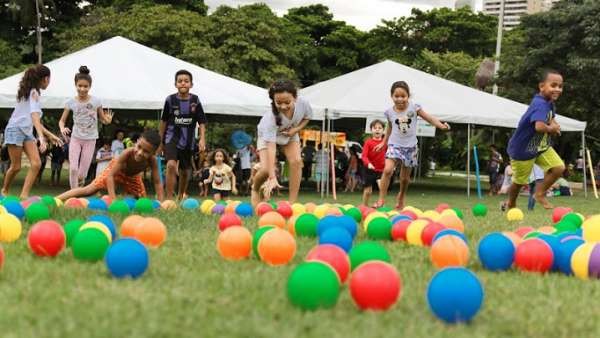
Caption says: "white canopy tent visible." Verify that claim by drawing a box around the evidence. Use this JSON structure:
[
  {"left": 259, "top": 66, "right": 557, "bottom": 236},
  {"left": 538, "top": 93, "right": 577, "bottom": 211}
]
[
  {"left": 301, "top": 60, "right": 589, "bottom": 197},
  {"left": 0, "top": 36, "right": 271, "bottom": 117}
]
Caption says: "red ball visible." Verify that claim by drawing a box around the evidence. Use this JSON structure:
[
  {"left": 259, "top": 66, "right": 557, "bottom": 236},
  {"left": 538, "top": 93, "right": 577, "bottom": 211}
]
[
  {"left": 391, "top": 220, "right": 411, "bottom": 241},
  {"left": 305, "top": 244, "right": 351, "bottom": 284},
  {"left": 421, "top": 222, "right": 446, "bottom": 246},
  {"left": 101, "top": 195, "right": 113, "bottom": 207},
  {"left": 514, "top": 226, "right": 535, "bottom": 238},
  {"left": 256, "top": 202, "right": 274, "bottom": 217},
  {"left": 0, "top": 244, "right": 4, "bottom": 270},
  {"left": 361, "top": 207, "right": 376, "bottom": 220},
  {"left": 276, "top": 201, "right": 293, "bottom": 219},
  {"left": 218, "top": 213, "right": 243, "bottom": 232},
  {"left": 27, "top": 220, "right": 65, "bottom": 257},
  {"left": 552, "top": 207, "right": 573, "bottom": 223},
  {"left": 435, "top": 203, "right": 450, "bottom": 213},
  {"left": 514, "top": 238, "right": 553, "bottom": 273},
  {"left": 400, "top": 210, "right": 417, "bottom": 220},
  {"left": 349, "top": 261, "right": 401, "bottom": 311}
]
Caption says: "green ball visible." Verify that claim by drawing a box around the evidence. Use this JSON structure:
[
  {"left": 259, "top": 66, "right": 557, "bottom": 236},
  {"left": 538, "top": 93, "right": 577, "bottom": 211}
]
[
  {"left": 367, "top": 217, "right": 392, "bottom": 240},
  {"left": 523, "top": 231, "right": 542, "bottom": 239},
  {"left": 287, "top": 262, "right": 340, "bottom": 311},
  {"left": 295, "top": 213, "right": 319, "bottom": 237},
  {"left": 349, "top": 241, "right": 391, "bottom": 270},
  {"left": 377, "top": 206, "right": 393, "bottom": 212},
  {"left": 344, "top": 207, "right": 362, "bottom": 223},
  {"left": 269, "top": 201, "right": 277, "bottom": 209},
  {"left": 1, "top": 196, "right": 20, "bottom": 205},
  {"left": 217, "top": 200, "right": 227, "bottom": 206},
  {"left": 134, "top": 198, "right": 154, "bottom": 214},
  {"left": 25, "top": 202, "right": 50, "bottom": 223},
  {"left": 452, "top": 207, "right": 464, "bottom": 219},
  {"left": 253, "top": 226, "right": 275, "bottom": 258},
  {"left": 554, "top": 220, "right": 578, "bottom": 234},
  {"left": 472, "top": 203, "right": 488, "bottom": 217},
  {"left": 41, "top": 195, "right": 57, "bottom": 209},
  {"left": 561, "top": 213, "right": 583, "bottom": 228},
  {"left": 63, "top": 219, "right": 86, "bottom": 247},
  {"left": 108, "top": 200, "right": 130, "bottom": 215},
  {"left": 72, "top": 228, "right": 110, "bottom": 261}
]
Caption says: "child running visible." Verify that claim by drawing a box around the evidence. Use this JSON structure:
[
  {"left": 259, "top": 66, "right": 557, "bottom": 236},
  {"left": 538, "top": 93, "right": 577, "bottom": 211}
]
[
  {"left": 59, "top": 66, "right": 113, "bottom": 189},
  {"left": 2, "top": 64, "right": 63, "bottom": 198},
  {"left": 374, "top": 81, "right": 450, "bottom": 209},
  {"left": 204, "top": 148, "right": 237, "bottom": 201},
  {"left": 57, "top": 130, "right": 164, "bottom": 201},
  {"left": 504, "top": 69, "right": 565, "bottom": 210},
  {"left": 361, "top": 119, "right": 387, "bottom": 206}
]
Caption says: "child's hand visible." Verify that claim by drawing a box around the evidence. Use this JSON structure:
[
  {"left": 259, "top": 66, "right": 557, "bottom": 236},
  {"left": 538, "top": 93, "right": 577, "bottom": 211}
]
[
  {"left": 367, "top": 163, "right": 375, "bottom": 170},
  {"left": 373, "top": 142, "right": 385, "bottom": 152},
  {"left": 104, "top": 109, "right": 114, "bottom": 124},
  {"left": 232, "top": 187, "right": 238, "bottom": 195},
  {"left": 262, "top": 177, "right": 282, "bottom": 200},
  {"left": 51, "top": 134, "right": 64, "bottom": 146},
  {"left": 38, "top": 138, "right": 47, "bottom": 153},
  {"left": 439, "top": 122, "right": 451, "bottom": 130},
  {"left": 550, "top": 121, "right": 561, "bottom": 135},
  {"left": 203, "top": 179, "right": 210, "bottom": 184},
  {"left": 60, "top": 126, "right": 71, "bottom": 137}
]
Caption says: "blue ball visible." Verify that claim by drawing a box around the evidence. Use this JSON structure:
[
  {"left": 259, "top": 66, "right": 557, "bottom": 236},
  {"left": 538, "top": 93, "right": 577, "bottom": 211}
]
[
  {"left": 556, "top": 238, "right": 585, "bottom": 275},
  {"left": 319, "top": 227, "right": 353, "bottom": 252},
  {"left": 390, "top": 214, "right": 412, "bottom": 224},
  {"left": 235, "top": 203, "right": 253, "bottom": 217},
  {"left": 338, "top": 215, "right": 358, "bottom": 238},
  {"left": 123, "top": 197, "right": 136, "bottom": 210},
  {"left": 433, "top": 229, "right": 467, "bottom": 244},
  {"left": 88, "top": 198, "right": 108, "bottom": 211},
  {"left": 556, "top": 232, "right": 578, "bottom": 242},
  {"left": 478, "top": 232, "right": 515, "bottom": 271},
  {"left": 3, "top": 200, "right": 25, "bottom": 219},
  {"left": 538, "top": 234, "right": 561, "bottom": 271},
  {"left": 317, "top": 215, "right": 340, "bottom": 236},
  {"left": 152, "top": 200, "right": 161, "bottom": 210},
  {"left": 105, "top": 238, "right": 149, "bottom": 278},
  {"left": 88, "top": 214, "right": 117, "bottom": 240},
  {"left": 575, "top": 228, "right": 583, "bottom": 237},
  {"left": 427, "top": 267, "right": 484, "bottom": 324},
  {"left": 181, "top": 198, "right": 199, "bottom": 210}
]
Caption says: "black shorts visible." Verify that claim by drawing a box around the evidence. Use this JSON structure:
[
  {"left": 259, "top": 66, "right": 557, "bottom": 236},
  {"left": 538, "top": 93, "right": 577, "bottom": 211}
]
[
  {"left": 164, "top": 142, "right": 193, "bottom": 170},
  {"left": 364, "top": 168, "right": 382, "bottom": 190},
  {"left": 211, "top": 188, "right": 230, "bottom": 197},
  {"left": 242, "top": 168, "right": 251, "bottom": 181}
]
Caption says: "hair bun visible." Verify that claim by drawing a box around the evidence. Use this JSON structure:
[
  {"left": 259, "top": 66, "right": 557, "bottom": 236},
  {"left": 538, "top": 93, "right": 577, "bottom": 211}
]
[{"left": 78, "top": 65, "right": 90, "bottom": 74}]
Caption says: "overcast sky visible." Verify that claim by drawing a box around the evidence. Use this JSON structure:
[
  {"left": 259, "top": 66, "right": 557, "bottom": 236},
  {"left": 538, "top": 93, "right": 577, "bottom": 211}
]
[{"left": 204, "top": 0, "right": 484, "bottom": 31}]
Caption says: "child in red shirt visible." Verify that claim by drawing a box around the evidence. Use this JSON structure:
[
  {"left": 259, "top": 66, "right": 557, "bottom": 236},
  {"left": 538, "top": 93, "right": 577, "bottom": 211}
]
[{"left": 362, "top": 120, "right": 387, "bottom": 206}]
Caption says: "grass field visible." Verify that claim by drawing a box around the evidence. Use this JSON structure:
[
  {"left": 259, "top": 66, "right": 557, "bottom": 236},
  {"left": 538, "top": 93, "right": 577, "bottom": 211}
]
[{"left": 1, "top": 173, "right": 600, "bottom": 338}]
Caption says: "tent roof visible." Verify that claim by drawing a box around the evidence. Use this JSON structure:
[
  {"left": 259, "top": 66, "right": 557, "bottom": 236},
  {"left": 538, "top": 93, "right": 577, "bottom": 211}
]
[
  {"left": 0, "top": 36, "right": 271, "bottom": 117},
  {"left": 300, "top": 60, "right": 586, "bottom": 132}
]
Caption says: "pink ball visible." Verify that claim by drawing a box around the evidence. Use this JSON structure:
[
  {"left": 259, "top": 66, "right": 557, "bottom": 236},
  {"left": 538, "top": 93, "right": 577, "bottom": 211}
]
[
  {"left": 515, "top": 226, "right": 535, "bottom": 238},
  {"left": 421, "top": 222, "right": 446, "bottom": 246},
  {"left": 552, "top": 207, "right": 573, "bottom": 223},
  {"left": 514, "top": 238, "right": 553, "bottom": 273},
  {"left": 276, "top": 201, "right": 293, "bottom": 219},
  {"left": 0, "top": 244, "right": 4, "bottom": 270},
  {"left": 349, "top": 261, "right": 402, "bottom": 311},
  {"left": 305, "top": 244, "right": 350, "bottom": 284},
  {"left": 435, "top": 203, "right": 450, "bottom": 213},
  {"left": 256, "top": 202, "right": 273, "bottom": 217},
  {"left": 218, "top": 213, "right": 243, "bottom": 232},
  {"left": 391, "top": 220, "right": 411, "bottom": 241},
  {"left": 27, "top": 220, "right": 65, "bottom": 257}
]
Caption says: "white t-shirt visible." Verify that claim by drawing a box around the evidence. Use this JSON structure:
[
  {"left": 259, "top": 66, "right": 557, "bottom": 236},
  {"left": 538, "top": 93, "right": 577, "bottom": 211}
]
[
  {"left": 257, "top": 97, "right": 313, "bottom": 145},
  {"left": 65, "top": 96, "right": 102, "bottom": 140},
  {"left": 6, "top": 89, "right": 43, "bottom": 130},
  {"left": 111, "top": 139, "right": 124, "bottom": 157},
  {"left": 383, "top": 102, "right": 421, "bottom": 148},
  {"left": 237, "top": 147, "right": 251, "bottom": 170},
  {"left": 95, "top": 148, "right": 112, "bottom": 176}
]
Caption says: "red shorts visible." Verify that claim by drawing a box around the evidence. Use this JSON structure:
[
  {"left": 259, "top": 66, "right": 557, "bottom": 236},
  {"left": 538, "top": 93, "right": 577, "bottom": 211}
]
[{"left": 93, "top": 159, "right": 146, "bottom": 197}]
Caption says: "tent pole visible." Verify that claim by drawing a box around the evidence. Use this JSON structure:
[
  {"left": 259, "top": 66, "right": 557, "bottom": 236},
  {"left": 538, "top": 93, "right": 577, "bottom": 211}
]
[
  {"left": 326, "top": 117, "right": 331, "bottom": 197},
  {"left": 582, "top": 131, "right": 588, "bottom": 198},
  {"left": 467, "top": 124, "right": 471, "bottom": 198},
  {"left": 320, "top": 109, "right": 327, "bottom": 200}
]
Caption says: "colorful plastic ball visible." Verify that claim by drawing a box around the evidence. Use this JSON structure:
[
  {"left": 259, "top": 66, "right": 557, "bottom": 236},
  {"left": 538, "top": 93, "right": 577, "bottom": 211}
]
[
  {"left": 120, "top": 197, "right": 135, "bottom": 210},
  {"left": 348, "top": 241, "right": 391, "bottom": 271},
  {"left": 391, "top": 220, "right": 411, "bottom": 241},
  {"left": 120, "top": 215, "right": 144, "bottom": 238},
  {"left": 552, "top": 207, "right": 573, "bottom": 223},
  {"left": 537, "top": 234, "right": 561, "bottom": 271},
  {"left": 257, "top": 228, "right": 296, "bottom": 266},
  {"left": 41, "top": 195, "right": 57, "bottom": 209},
  {"left": 336, "top": 215, "right": 358, "bottom": 238},
  {"left": 367, "top": 217, "right": 393, "bottom": 241},
  {"left": 218, "top": 213, "right": 243, "bottom": 232},
  {"left": 0, "top": 213, "right": 22, "bottom": 242},
  {"left": 72, "top": 228, "right": 110, "bottom": 261},
  {"left": 235, "top": 202, "right": 253, "bottom": 217},
  {"left": 217, "top": 226, "right": 252, "bottom": 261},
  {"left": 287, "top": 262, "right": 340, "bottom": 310},
  {"left": 349, "top": 261, "right": 401, "bottom": 311},
  {"left": 406, "top": 219, "right": 429, "bottom": 246},
  {"left": 87, "top": 198, "right": 108, "bottom": 211},
  {"left": 478, "top": 232, "right": 515, "bottom": 271},
  {"left": 472, "top": 203, "right": 488, "bottom": 217},
  {"left": 317, "top": 215, "right": 340, "bottom": 236},
  {"left": 422, "top": 210, "right": 441, "bottom": 221},
  {"left": 258, "top": 211, "right": 286, "bottom": 228},
  {"left": 452, "top": 208, "right": 464, "bottom": 219},
  {"left": 390, "top": 214, "right": 412, "bottom": 224},
  {"left": 514, "top": 226, "right": 535, "bottom": 238},
  {"left": 134, "top": 198, "right": 154, "bottom": 214},
  {"left": 108, "top": 200, "right": 130, "bottom": 215},
  {"left": 252, "top": 226, "right": 275, "bottom": 258},
  {"left": 432, "top": 229, "right": 467, "bottom": 244},
  {"left": 363, "top": 211, "right": 388, "bottom": 229},
  {"left": 276, "top": 201, "right": 293, "bottom": 219},
  {"left": 0, "top": 244, "right": 4, "bottom": 270},
  {"left": 427, "top": 267, "right": 484, "bottom": 324},
  {"left": 430, "top": 235, "right": 469, "bottom": 269},
  {"left": 24, "top": 202, "right": 49, "bottom": 224},
  {"left": 435, "top": 203, "right": 450, "bottom": 213},
  {"left": 291, "top": 203, "right": 306, "bottom": 216},
  {"left": 21, "top": 199, "right": 34, "bottom": 210},
  {"left": 313, "top": 204, "right": 331, "bottom": 219},
  {"left": 200, "top": 199, "right": 216, "bottom": 214},
  {"left": 555, "top": 220, "right": 578, "bottom": 234},
  {"left": 523, "top": 231, "right": 542, "bottom": 239},
  {"left": 27, "top": 220, "right": 65, "bottom": 257},
  {"left": 256, "top": 202, "right": 274, "bottom": 217},
  {"left": 304, "top": 202, "right": 317, "bottom": 213},
  {"left": 161, "top": 200, "right": 178, "bottom": 211},
  {"left": 507, "top": 208, "right": 524, "bottom": 222},
  {"left": 560, "top": 213, "right": 583, "bottom": 228},
  {"left": 319, "top": 227, "right": 353, "bottom": 253},
  {"left": 88, "top": 215, "right": 117, "bottom": 240},
  {"left": 421, "top": 222, "right": 446, "bottom": 247},
  {"left": 211, "top": 204, "right": 226, "bottom": 215},
  {"left": 101, "top": 195, "right": 113, "bottom": 207},
  {"left": 295, "top": 213, "right": 319, "bottom": 237},
  {"left": 152, "top": 199, "right": 160, "bottom": 210},
  {"left": 514, "top": 238, "right": 554, "bottom": 273},
  {"left": 570, "top": 242, "right": 600, "bottom": 280},
  {"left": 305, "top": 244, "right": 350, "bottom": 284},
  {"left": 64, "top": 198, "right": 85, "bottom": 209},
  {"left": 63, "top": 219, "right": 85, "bottom": 247},
  {"left": 556, "top": 238, "right": 584, "bottom": 275},
  {"left": 181, "top": 198, "right": 199, "bottom": 210},
  {"left": 344, "top": 207, "right": 362, "bottom": 223},
  {"left": 81, "top": 221, "right": 112, "bottom": 243},
  {"left": 1, "top": 195, "right": 20, "bottom": 205},
  {"left": 537, "top": 226, "right": 555, "bottom": 234},
  {"left": 105, "top": 238, "right": 149, "bottom": 278},
  {"left": 135, "top": 217, "right": 167, "bottom": 248},
  {"left": 582, "top": 215, "right": 600, "bottom": 242},
  {"left": 400, "top": 210, "right": 418, "bottom": 220}
]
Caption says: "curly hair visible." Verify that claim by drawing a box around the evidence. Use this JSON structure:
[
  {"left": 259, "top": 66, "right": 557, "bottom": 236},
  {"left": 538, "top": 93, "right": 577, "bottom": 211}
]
[
  {"left": 209, "top": 148, "right": 231, "bottom": 166},
  {"left": 17, "top": 64, "right": 50, "bottom": 102}
]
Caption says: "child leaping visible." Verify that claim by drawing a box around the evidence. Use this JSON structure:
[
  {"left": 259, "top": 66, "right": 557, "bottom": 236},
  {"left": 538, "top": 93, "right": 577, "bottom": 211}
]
[
  {"left": 204, "top": 148, "right": 237, "bottom": 201},
  {"left": 374, "top": 81, "right": 450, "bottom": 209},
  {"left": 57, "top": 130, "right": 164, "bottom": 201}
]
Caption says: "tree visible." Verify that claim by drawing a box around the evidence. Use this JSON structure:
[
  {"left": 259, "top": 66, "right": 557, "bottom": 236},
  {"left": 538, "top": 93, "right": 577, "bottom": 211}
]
[
  {"left": 0, "top": 38, "right": 22, "bottom": 77},
  {"left": 89, "top": 0, "right": 207, "bottom": 15},
  {"left": 411, "top": 50, "right": 482, "bottom": 87}
]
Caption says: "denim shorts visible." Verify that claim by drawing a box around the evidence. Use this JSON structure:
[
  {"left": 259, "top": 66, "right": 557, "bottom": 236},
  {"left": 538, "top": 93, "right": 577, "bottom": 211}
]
[{"left": 4, "top": 126, "right": 35, "bottom": 146}]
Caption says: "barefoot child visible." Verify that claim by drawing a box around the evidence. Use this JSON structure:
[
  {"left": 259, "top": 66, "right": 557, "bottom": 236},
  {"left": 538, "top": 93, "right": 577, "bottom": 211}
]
[
  {"left": 204, "top": 149, "right": 237, "bottom": 201},
  {"left": 504, "top": 69, "right": 565, "bottom": 210},
  {"left": 374, "top": 81, "right": 450, "bottom": 209},
  {"left": 361, "top": 119, "right": 387, "bottom": 206},
  {"left": 57, "top": 130, "right": 164, "bottom": 201}
]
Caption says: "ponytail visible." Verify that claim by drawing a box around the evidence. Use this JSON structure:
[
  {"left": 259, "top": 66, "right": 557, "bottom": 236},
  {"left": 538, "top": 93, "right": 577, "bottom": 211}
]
[
  {"left": 17, "top": 64, "right": 50, "bottom": 101},
  {"left": 268, "top": 80, "right": 297, "bottom": 127}
]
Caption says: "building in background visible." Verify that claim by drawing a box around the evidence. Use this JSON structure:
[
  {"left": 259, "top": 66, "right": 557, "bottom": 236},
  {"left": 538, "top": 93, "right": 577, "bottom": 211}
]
[{"left": 483, "top": 0, "right": 560, "bottom": 30}]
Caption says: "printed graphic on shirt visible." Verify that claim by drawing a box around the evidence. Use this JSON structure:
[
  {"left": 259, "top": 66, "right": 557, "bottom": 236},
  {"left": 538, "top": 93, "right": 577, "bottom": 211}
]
[{"left": 394, "top": 111, "right": 415, "bottom": 134}]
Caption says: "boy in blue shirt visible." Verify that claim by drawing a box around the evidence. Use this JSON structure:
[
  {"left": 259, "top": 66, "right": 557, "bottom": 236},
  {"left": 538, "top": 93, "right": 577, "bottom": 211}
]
[{"left": 504, "top": 69, "right": 565, "bottom": 210}]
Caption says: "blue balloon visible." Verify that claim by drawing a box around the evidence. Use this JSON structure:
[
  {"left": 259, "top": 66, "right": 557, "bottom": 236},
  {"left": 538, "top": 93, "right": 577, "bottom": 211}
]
[
  {"left": 478, "top": 232, "right": 515, "bottom": 271},
  {"left": 88, "top": 214, "right": 117, "bottom": 240},
  {"left": 88, "top": 198, "right": 108, "bottom": 211},
  {"left": 152, "top": 200, "right": 161, "bottom": 210},
  {"left": 432, "top": 229, "right": 467, "bottom": 244},
  {"left": 181, "top": 198, "right": 199, "bottom": 210},
  {"left": 319, "top": 227, "right": 353, "bottom": 252},
  {"left": 390, "top": 214, "right": 412, "bottom": 224},
  {"left": 123, "top": 197, "right": 136, "bottom": 210},
  {"left": 317, "top": 215, "right": 340, "bottom": 236},
  {"left": 556, "top": 238, "right": 585, "bottom": 275},
  {"left": 338, "top": 215, "right": 358, "bottom": 238},
  {"left": 538, "top": 234, "right": 561, "bottom": 271},
  {"left": 235, "top": 203, "right": 253, "bottom": 217},
  {"left": 105, "top": 238, "right": 149, "bottom": 278},
  {"left": 427, "top": 267, "right": 484, "bottom": 324},
  {"left": 3, "top": 200, "right": 25, "bottom": 219}
]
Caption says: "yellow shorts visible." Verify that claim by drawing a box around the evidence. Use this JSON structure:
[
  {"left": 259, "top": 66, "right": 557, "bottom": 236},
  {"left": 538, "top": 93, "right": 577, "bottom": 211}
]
[{"left": 511, "top": 147, "right": 564, "bottom": 185}]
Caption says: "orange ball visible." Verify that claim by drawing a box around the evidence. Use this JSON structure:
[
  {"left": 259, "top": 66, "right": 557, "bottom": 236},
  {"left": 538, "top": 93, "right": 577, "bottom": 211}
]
[
  {"left": 257, "top": 228, "right": 296, "bottom": 266},
  {"left": 135, "top": 217, "right": 167, "bottom": 248},
  {"left": 121, "top": 215, "right": 144, "bottom": 237},
  {"left": 217, "top": 226, "right": 252, "bottom": 260},
  {"left": 287, "top": 215, "right": 298, "bottom": 236},
  {"left": 224, "top": 201, "right": 240, "bottom": 214},
  {"left": 430, "top": 235, "right": 469, "bottom": 268},
  {"left": 327, "top": 207, "right": 343, "bottom": 216},
  {"left": 438, "top": 214, "right": 465, "bottom": 232},
  {"left": 258, "top": 211, "right": 286, "bottom": 228},
  {"left": 65, "top": 198, "right": 85, "bottom": 209},
  {"left": 161, "top": 200, "right": 178, "bottom": 211},
  {"left": 502, "top": 231, "right": 522, "bottom": 247},
  {"left": 305, "top": 202, "right": 317, "bottom": 213},
  {"left": 537, "top": 226, "right": 555, "bottom": 234},
  {"left": 78, "top": 198, "right": 89, "bottom": 208}
]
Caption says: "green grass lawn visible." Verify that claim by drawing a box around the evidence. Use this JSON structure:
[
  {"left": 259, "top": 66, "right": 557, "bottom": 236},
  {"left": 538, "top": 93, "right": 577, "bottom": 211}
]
[{"left": 1, "top": 173, "right": 600, "bottom": 338}]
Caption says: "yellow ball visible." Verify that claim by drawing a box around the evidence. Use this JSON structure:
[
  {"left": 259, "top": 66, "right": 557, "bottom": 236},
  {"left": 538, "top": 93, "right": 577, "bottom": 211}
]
[
  {"left": 571, "top": 242, "right": 595, "bottom": 280},
  {"left": 54, "top": 198, "right": 63, "bottom": 208},
  {"left": 422, "top": 210, "right": 441, "bottom": 221},
  {"left": 403, "top": 206, "right": 423, "bottom": 217},
  {"left": 364, "top": 211, "right": 389, "bottom": 230},
  {"left": 506, "top": 208, "right": 524, "bottom": 222},
  {"left": 343, "top": 204, "right": 355, "bottom": 210},
  {"left": 406, "top": 219, "right": 429, "bottom": 246},
  {"left": 582, "top": 215, "right": 600, "bottom": 242},
  {"left": 80, "top": 221, "right": 112, "bottom": 243},
  {"left": 0, "top": 205, "right": 6, "bottom": 214},
  {"left": 291, "top": 203, "right": 306, "bottom": 216},
  {"left": 161, "top": 200, "right": 178, "bottom": 210},
  {"left": 386, "top": 210, "right": 400, "bottom": 217},
  {"left": 440, "top": 208, "right": 458, "bottom": 218},
  {"left": 313, "top": 204, "right": 331, "bottom": 219},
  {"left": 0, "top": 213, "right": 22, "bottom": 242},
  {"left": 200, "top": 200, "right": 216, "bottom": 215}
]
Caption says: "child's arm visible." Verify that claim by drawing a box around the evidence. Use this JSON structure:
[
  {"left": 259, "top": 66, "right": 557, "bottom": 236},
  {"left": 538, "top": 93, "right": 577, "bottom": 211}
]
[
  {"left": 230, "top": 169, "right": 238, "bottom": 195},
  {"left": 283, "top": 119, "right": 310, "bottom": 137},
  {"left": 198, "top": 123, "right": 206, "bottom": 152},
  {"left": 58, "top": 106, "right": 71, "bottom": 137},
  {"left": 362, "top": 142, "right": 373, "bottom": 169},
  {"left": 203, "top": 168, "right": 214, "bottom": 184},
  {"left": 535, "top": 119, "right": 561, "bottom": 135},
  {"left": 98, "top": 106, "right": 114, "bottom": 125},
  {"left": 105, "top": 150, "right": 131, "bottom": 200},
  {"left": 41, "top": 125, "right": 63, "bottom": 146},
  {"left": 150, "top": 157, "right": 164, "bottom": 201},
  {"left": 158, "top": 121, "right": 167, "bottom": 154},
  {"left": 31, "top": 112, "right": 47, "bottom": 152},
  {"left": 374, "top": 121, "right": 392, "bottom": 152},
  {"left": 417, "top": 109, "right": 450, "bottom": 130}
]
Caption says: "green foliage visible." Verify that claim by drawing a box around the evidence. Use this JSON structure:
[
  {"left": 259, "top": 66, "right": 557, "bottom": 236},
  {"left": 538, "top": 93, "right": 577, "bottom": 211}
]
[
  {"left": 89, "top": 0, "right": 207, "bottom": 15},
  {"left": 411, "top": 49, "right": 482, "bottom": 86},
  {"left": 0, "top": 38, "right": 22, "bottom": 78}
]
